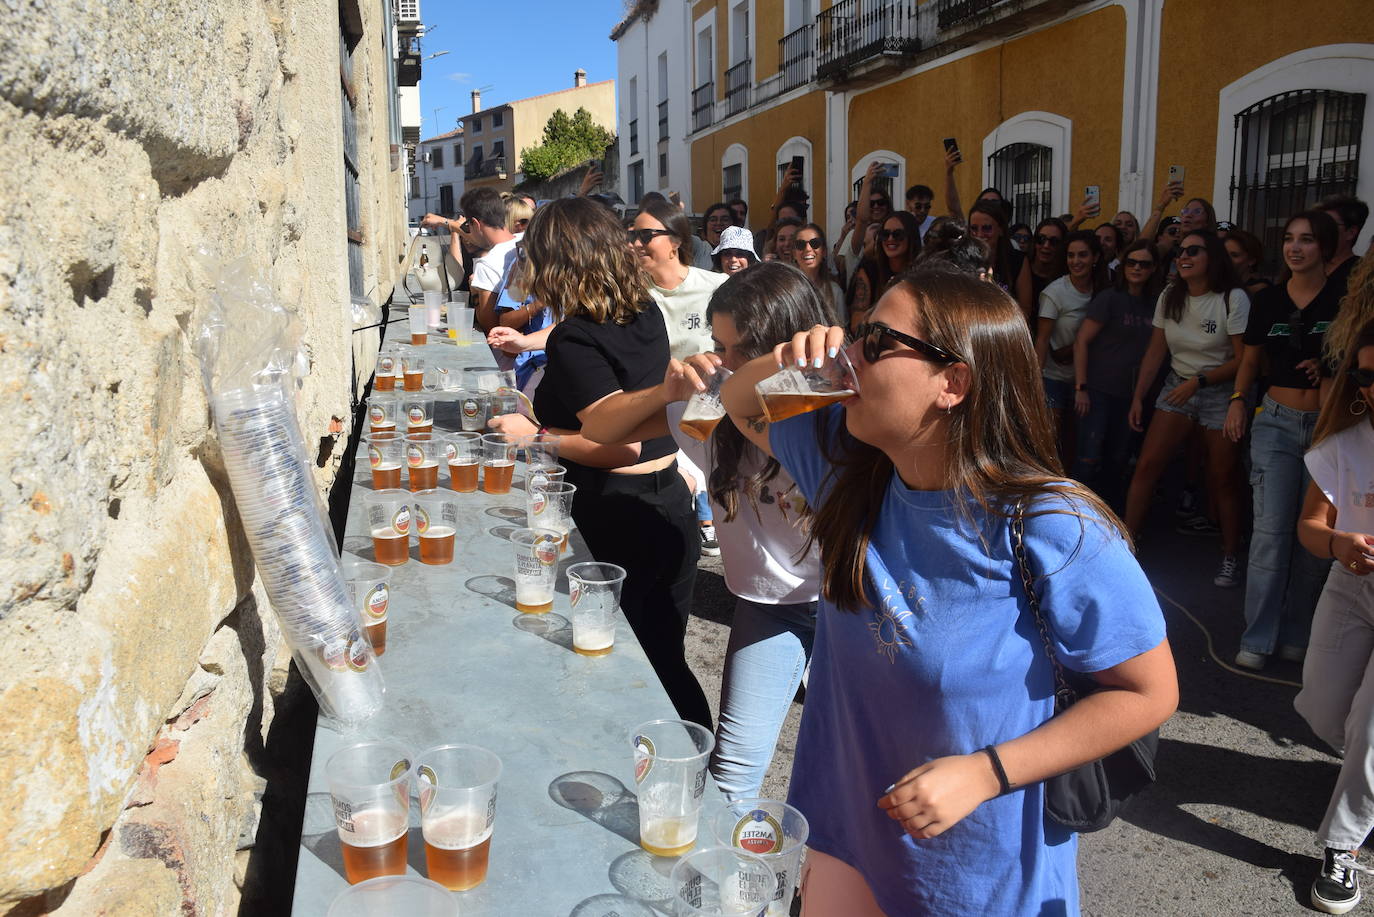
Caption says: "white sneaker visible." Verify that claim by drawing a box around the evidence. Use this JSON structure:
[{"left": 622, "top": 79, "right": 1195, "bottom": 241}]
[
  {"left": 699, "top": 524, "right": 721, "bottom": 557},
  {"left": 1213, "top": 555, "right": 1241, "bottom": 588},
  {"left": 1234, "top": 649, "right": 1268, "bottom": 671}
]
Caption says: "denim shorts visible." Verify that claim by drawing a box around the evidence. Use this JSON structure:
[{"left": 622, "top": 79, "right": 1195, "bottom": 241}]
[
  {"left": 1042, "top": 376, "right": 1075, "bottom": 412},
  {"left": 1154, "top": 370, "right": 1231, "bottom": 431}
]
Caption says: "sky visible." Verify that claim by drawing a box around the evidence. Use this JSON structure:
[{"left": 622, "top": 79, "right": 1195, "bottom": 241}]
[{"left": 416, "top": 0, "right": 625, "bottom": 141}]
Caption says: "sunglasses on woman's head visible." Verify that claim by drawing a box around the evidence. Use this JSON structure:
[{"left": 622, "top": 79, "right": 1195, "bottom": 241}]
[
  {"left": 878, "top": 229, "right": 907, "bottom": 242},
  {"left": 1178, "top": 244, "right": 1206, "bottom": 257},
  {"left": 627, "top": 228, "right": 673, "bottom": 245},
  {"left": 1348, "top": 367, "right": 1374, "bottom": 388},
  {"left": 856, "top": 321, "right": 962, "bottom": 366},
  {"left": 1034, "top": 234, "right": 1061, "bottom": 246},
  {"left": 794, "top": 237, "right": 824, "bottom": 250}
]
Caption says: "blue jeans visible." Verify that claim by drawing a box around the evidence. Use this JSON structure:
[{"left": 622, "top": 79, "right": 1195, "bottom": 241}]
[
  {"left": 1239, "top": 396, "right": 1332, "bottom": 655},
  {"left": 1072, "top": 388, "right": 1136, "bottom": 506},
  {"left": 710, "top": 597, "right": 817, "bottom": 800}
]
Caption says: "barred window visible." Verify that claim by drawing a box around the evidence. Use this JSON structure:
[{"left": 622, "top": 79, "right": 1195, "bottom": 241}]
[{"left": 988, "top": 142, "right": 1052, "bottom": 227}]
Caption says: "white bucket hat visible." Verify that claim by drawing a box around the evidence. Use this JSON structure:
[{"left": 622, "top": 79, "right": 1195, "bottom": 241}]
[{"left": 710, "top": 225, "right": 760, "bottom": 261}]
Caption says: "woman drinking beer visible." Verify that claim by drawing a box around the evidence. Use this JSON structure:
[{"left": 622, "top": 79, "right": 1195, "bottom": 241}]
[{"left": 715, "top": 264, "right": 1176, "bottom": 915}]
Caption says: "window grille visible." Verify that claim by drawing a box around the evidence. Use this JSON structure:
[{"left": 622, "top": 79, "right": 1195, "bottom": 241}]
[{"left": 987, "top": 142, "right": 1052, "bottom": 227}]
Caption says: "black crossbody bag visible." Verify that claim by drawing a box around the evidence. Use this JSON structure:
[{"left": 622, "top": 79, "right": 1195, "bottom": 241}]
[{"left": 1011, "top": 504, "right": 1159, "bottom": 833}]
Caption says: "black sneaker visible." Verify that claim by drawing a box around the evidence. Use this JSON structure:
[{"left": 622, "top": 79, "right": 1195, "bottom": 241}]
[
  {"left": 1175, "top": 486, "right": 1199, "bottom": 519},
  {"left": 1177, "top": 514, "right": 1220, "bottom": 536},
  {"left": 699, "top": 524, "right": 721, "bottom": 557},
  {"left": 1313, "top": 848, "right": 1364, "bottom": 914}
]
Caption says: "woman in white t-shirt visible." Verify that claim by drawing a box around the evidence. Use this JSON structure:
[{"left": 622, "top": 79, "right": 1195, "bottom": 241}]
[
  {"left": 1292, "top": 320, "right": 1374, "bottom": 915},
  {"left": 1035, "top": 230, "right": 1110, "bottom": 443},
  {"left": 1124, "top": 230, "right": 1250, "bottom": 588},
  {"left": 632, "top": 196, "right": 727, "bottom": 361}
]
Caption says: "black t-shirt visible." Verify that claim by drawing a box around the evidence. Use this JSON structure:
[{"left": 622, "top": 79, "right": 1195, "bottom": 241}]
[
  {"left": 1083, "top": 289, "right": 1155, "bottom": 397},
  {"left": 1328, "top": 255, "right": 1359, "bottom": 301},
  {"left": 534, "top": 305, "right": 678, "bottom": 464},
  {"left": 1242, "top": 280, "right": 1344, "bottom": 391}
]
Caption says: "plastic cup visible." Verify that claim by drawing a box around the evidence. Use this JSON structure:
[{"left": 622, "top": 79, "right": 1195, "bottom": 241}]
[
  {"left": 325, "top": 742, "right": 413, "bottom": 885},
  {"left": 458, "top": 390, "right": 490, "bottom": 433},
  {"left": 366, "top": 394, "right": 399, "bottom": 435},
  {"left": 710, "top": 800, "right": 809, "bottom": 916},
  {"left": 464, "top": 367, "right": 516, "bottom": 393},
  {"left": 342, "top": 558, "right": 394, "bottom": 657},
  {"left": 410, "top": 304, "right": 429, "bottom": 345},
  {"left": 448, "top": 303, "right": 473, "bottom": 347},
  {"left": 481, "top": 433, "right": 517, "bottom": 495},
  {"left": 489, "top": 389, "right": 519, "bottom": 419},
  {"left": 363, "top": 432, "right": 404, "bottom": 490},
  {"left": 401, "top": 394, "right": 436, "bottom": 434},
  {"left": 521, "top": 433, "right": 561, "bottom": 470},
  {"left": 525, "top": 463, "right": 565, "bottom": 496},
  {"left": 362, "top": 489, "right": 412, "bottom": 566},
  {"left": 567, "top": 562, "right": 625, "bottom": 658},
  {"left": 375, "top": 345, "right": 402, "bottom": 393},
  {"left": 670, "top": 846, "right": 774, "bottom": 917},
  {"left": 403, "top": 351, "right": 427, "bottom": 392},
  {"left": 631, "top": 719, "right": 714, "bottom": 857},
  {"left": 413, "top": 489, "right": 459, "bottom": 566},
  {"left": 444, "top": 432, "right": 483, "bottom": 493},
  {"left": 327, "top": 875, "right": 457, "bottom": 917},
  {"left": 416, "top": 744, "right": 503, "bottom": 891},
  {"left": 405, "top": 433, "right": 445, "bottom": 493},
  {"left": 754, "top": 349, "right": 860, "bottom": 423},
  {"left": 509, "top": 527, "right": 561, "bottom": 614},
  {"left": 679, "top": 367, "right": 733, "bottom": 442},
  {"left": 528, "top": 481, "right": 575, "bottom": 553},
  {"left": 435, "top": 365, "right": 461, "bottom": 392},
  {"left": 424, "top": 290, "right": 444, "bottom": 329}
]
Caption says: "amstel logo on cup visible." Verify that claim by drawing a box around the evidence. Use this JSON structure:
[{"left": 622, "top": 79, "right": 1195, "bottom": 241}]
[
  {"left": 390, "top": 758, "right": 412, "bottom": 810},
  {"left": 379, "top": 356, "right": 394, "bottom": 374},
  {"left": 633, "top": 735, "right": 655, "bottom": 783},
  {"left": 462, "top": 399, "right": 479, "bottom": 418},
  {"left": 368, "top": 445, "right": 383, "bottom": 468},
  {"left": 318, "top": 636, "right": 349, "bottom": 672},
  {"left": 369, "top": 406, "right": 385, "bottom": 424},
  {"left": 731, "top": 809, "right": 783, "bottom": 855},
  {"left": 417, "top": 763, "right": 438, "bottom": 813},
  {"left": 346, "top": 631, "right": 371, "bottom": 673},
  {"left": 534, "top": 536, "right": 559, "bottom": 567},
  {"left": 569, "top": 580, "right": 582, "bottom": 608},
  {"left": 414, "top": 505, "right": 431, "bottom": 535},
  {"left": 365, "top": 584, "right": 389, "bottom": 620},
  {"left": 408, "top": 406, "right": 425, "bottom": 424},
  {"left": 407, "top": 445, "right": 425, "bottom": 467},
  {"left": 391, "top": 506, "right": 411, "bottom": 534},
  {"left": 530, "top": 491, "right": 547, "bottom": 516},
  {"left": 444, "top": 442, "right": 457, "bottom": 461}
]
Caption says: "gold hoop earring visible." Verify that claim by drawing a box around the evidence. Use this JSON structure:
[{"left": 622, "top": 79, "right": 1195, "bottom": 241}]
[{"left": 1352, "top": 397, "right": 1369, "bottom": 417}]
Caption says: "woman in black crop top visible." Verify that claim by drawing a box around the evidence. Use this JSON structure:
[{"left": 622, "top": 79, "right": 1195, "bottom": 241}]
[
  {"left": 1223, "top": 210, "right": 1342, "bottom": 671},
  {"left": 515, "top": 197, "right": 712, "bottom": 727}
]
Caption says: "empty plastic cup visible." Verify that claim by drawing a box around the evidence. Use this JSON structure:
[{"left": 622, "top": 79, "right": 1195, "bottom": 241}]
[
  {"left": 669, "top": 846, "right": 774, "bottom": 917},
  {"left": 448, "top": 304, "right": 473, "bottom": 347},
  {"left": 326, "top": 874, "right": 456, "bottom": 917},
  {"left": 528, "top": 482, "right": 575, "bottom": 552},
  {"left": 631, "top": 719, "right": 714, "bottom": 857},
  {"left": 424, "top": 290, "right": 444, "bottom": 329},
  {"left": 509, "top": 527, "right": 561, "bottom": 614}
]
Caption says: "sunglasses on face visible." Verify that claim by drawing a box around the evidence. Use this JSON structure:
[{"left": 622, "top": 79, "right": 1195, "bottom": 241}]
[
  {"left": 627, "top": 228, "right": 673, "bottom": 245},
  {"left": 856, "top": 321, "right": 962, "bottom": 366},
  {"left": 879, "top": 229, "right": 907, "bottom": 242},
  {"left": 1348, "top": 367, "right": 1374, "bottom": 388},
  {"left": 1035, "top": 234, "right": 1061, "bottom": 246},
  {"left": 1164, "top": 227, "right": 1181, "bottom": 236},
  {"left": 870, "top": 199, "right": 888, "bottom": 209},
  {"left": 1178, "top": 244, "right": 1206, "bottom": 257},
  {"left": 1180, "top": 207, "right": 1206, "bottom": 218},
  {"left": 794, "top": 237, "right": 824, "bottom": 251},
  {"left": 1012, "top": 232, "right": 1032, "bottom": 244},
  {"left": 971, "top": 224, "right": 997, "bottom": 238},
  {"left": 1122, "top": 257, "right": 1154, "bottom": 269}
]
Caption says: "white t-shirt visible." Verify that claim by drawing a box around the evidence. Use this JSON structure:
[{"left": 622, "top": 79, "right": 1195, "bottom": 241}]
[
  {"left": 650, "top": 265, "right": 727, "bottom": 361},
  {"left": 1151, "top": 286, "right": 1250, "bottom": 378},
  {"left": 471, "top": 234, "right": 521, "bottom": 293},
  {"left": 1038, "top": 275, "right": 1094, "bottom": 383},
  {"left": 1306, "top": 420, "right": 1374, "bottom": 558},
  {"left": 667, "top": 402, "right": 820, "bottom": 604}
]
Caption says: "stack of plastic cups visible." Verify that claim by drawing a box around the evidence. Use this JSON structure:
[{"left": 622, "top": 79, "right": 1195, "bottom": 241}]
[{"left": 212, "top": 384, "right": 384, "bottom": 725}]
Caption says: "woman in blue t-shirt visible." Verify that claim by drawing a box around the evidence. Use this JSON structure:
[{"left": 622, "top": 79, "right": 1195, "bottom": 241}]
[{"left": 717, "top": 264, "right": 1177, "bottom": 916}]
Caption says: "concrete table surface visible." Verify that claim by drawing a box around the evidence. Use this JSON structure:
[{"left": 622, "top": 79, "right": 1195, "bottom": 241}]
[{"left": 291, "top": 326, "right": 723, "bottom": 916}]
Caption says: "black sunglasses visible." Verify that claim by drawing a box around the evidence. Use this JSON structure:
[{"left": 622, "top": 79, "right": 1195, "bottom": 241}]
[
  {"left": 1034, "top": 234, "right": 1061, "bottom": 246},
  {"left": 1122, "top": 257, "right": 1154, "bottom": 269},
  {"left": 1178, "top": 244, "right": 1207, "bottom": 257},
  {"left": 879, "top": 229, "right": 907, "bottom": 242},
  {"left": 627, "top": 228, "right": 673, "bottom": 245},
  {"left": 856, "top": 321, "right": 962, "bottom": 366},
  {"left": 1349, "top": 367, "right": 1374, "bottom": 388},
  {"left": 794, "top": 237, "right": 825, "bottom": 250}
]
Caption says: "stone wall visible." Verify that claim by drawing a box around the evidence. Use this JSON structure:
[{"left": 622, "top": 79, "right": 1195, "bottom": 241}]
[{"left": 0, "top": 0, "right": 407, "bottom": 912}]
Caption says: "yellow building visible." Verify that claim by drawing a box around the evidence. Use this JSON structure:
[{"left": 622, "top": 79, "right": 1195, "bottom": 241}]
[{"left": 669, "top": 0, "right": 1372, "bottom": 257}]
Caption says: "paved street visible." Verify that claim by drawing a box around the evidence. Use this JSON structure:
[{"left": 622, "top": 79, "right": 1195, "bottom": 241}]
[{"left": 683, "top": 496, "right": 1346, "bottom": 916}]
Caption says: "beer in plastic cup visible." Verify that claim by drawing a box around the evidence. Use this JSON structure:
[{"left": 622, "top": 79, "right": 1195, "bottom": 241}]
[
  {"left": 521, "top": 432, "right": 562, "bottom": 470},
  {"left": 754, "top": 349, "right": 860, "bottom": 424},
  {"left": 444, "top": 432, "right": 482, "bottom": 493},
  {"left": 448, "top": 303, "right": 473, "bottom": 347},
  {"left": 401, "top": 394, "right": 436, "bottom": 435},
  {"left": 416, "top": 744, "right": 502, "bottom": 891},
  {"left": 363, "top": 489, "right": 412, "bottom": 565},
  {"left": 367, "top": 394, "right": 399, "bottom": 435},
  {"left": 481, "top": 433, "right": 517, "bottom": 495},
  {"left": 402, "top": 351, "right": 426, "bottom": 392},
  {"left": 509, "top": 527, "right": 560, "bottom": 614},
  {"left": 375, "top": 345, "right": 402, "bottom": 393},
  {"left": 631, "top": 719, "right": 714, "bottom": 857},
  {"left": 363, "top": 432, "right": 404, "bottom": 490},
  {"left": 325, "top": 741, "right": 413, "bottom": 885},
  {"left": 710, "top": 799, "right": 810, "bottom": 916},
  {"left": 404, "top": 434, "right": 444, "bottom": 493},
  {"left": 342, "top": 558, "right": 394, "bottom": 657},
  {"left": 458, "top": 390, "right": 490, "bottom": 433},
  {"left": 413, "top": 489, "right": 458, "bottom": 566},
  {"left": 670, "top": 846, "right": 775, "bottom": 917},
  {"left": 423, "top": 290, "right": 444, "bottom": 330},
  {"left": 527, "top": 482, "right": 575, "bottom": 553},
  {"left": 679, "top": 367, "right": 733, "bottom": 442},
  {"left": 326, "top": 875, "right": 457, "bottom": 917},
  {"left": 525, "top": 463, "right": 565, "bottom": 497},
  {"left": 567, "top": 562, "right": 625, "bottom": 657},
  {"left": 409, "top": 303, "right": 429, "bottom": 346}
]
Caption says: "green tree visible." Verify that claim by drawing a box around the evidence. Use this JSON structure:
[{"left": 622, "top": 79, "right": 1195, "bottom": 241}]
[{"left": 519, "top": 107, "right": 615, "bottom": 183}]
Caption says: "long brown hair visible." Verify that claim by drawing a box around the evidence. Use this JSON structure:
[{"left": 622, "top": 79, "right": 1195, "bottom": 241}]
[
  {"left": 637, "top": 196, "right": 693, "bottom": 266},
  {"left": 1161, "top": 230, "right": 1239, "bottom": 323},
  {"left": 523, "top": 197, "right": 647, "bottom": 324},
  {"left": 1313, "top": 319, "right": 1374, "bottom": 447},
  {"left": 807, "top": 264, "right": 1130, "bottom": 612}
]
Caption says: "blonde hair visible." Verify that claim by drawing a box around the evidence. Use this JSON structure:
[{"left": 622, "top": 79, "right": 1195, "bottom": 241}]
[
  {"left": 503, "top": 194, "right": 534, "bottom": 232},
  {"left": 1324, "top": 255, "right": 1374, "bottom": 372},
  {"left": 523, "top": 197, "right": 647, "bottom": 325}
]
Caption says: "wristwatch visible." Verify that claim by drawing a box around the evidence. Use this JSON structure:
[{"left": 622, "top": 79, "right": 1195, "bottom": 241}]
[{"left": 1196, "top": 373, "right": 1209, "bottom": 389}]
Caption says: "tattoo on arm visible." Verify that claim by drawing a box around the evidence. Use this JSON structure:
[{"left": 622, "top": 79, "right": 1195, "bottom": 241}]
[{"left": 746, "top": 415, "right": 768, "bottom": 434}]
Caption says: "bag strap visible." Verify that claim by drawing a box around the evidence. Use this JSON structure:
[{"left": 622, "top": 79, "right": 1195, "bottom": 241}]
[{"left": 1011, "top": 501, "right": 1077, "bottom": 712}]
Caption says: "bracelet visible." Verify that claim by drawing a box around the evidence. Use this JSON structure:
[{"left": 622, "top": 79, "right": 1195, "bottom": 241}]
[
  {"left": 1229, "top": 391, "right": 1246, "bottom": 402},
  {"left": 981, "top": 745, "right": 1012, "bottom": 795}
]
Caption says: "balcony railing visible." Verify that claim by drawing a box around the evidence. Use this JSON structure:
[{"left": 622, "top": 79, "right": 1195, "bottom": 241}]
[
  {"left": 816, "top": 0, "right": 920, "bottom": 82},
  {"left": 937, "top": 0, "right": 1009, "bottom": 29},
  {"left": 657, "top": 99, "right": 669, "bottom": 142},
  {"left": 724, "top": 60, "right": 752, "bottom": 117},
  {"left": 778, "top": 23, "right": 815, "bottom": 93},
  {"left": 629, "top": 118, "right": 639, "bottom": 155},
  {"left": 692, "top": 81, "right": 715, "bottom": 132},
  {"left": 464, "top": 155, "right": 506, "bottom": 180}
]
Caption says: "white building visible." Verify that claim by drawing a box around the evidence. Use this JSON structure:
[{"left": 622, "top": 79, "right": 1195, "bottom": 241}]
[{"left": 409, "top": 126, "right": 465, "bottom": 222}]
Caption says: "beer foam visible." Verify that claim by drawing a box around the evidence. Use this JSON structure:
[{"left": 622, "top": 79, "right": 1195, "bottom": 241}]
[
  {"left": 420, "top": 525, "right": 455, "bottom": 538},
  {"left": 341, "top": 806, "right": 407, "bottom": 845},
  {"left": 423, "top": 809, "right": 493, "bottom": 850}
]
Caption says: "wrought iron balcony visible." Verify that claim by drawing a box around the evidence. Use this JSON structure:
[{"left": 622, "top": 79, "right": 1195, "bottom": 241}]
[
  {"left": 816, "top": 0, "right": 920, "bottom": 85},
  {"left": 464, "top": 155, "right": 507, "bottom": 181},
  {"left": 691, "top": 81, "right": 715, "bottom": 132},
  {"left": 779, "top": 23, "right": 815, "bottom": 93},
  {"left": 935, "top": 0, "right": 1090, "bottom": 43},
  {"left": 657, "top": 99, "right": 669, "bottom": 143},
  {"left": 724, "top": 60, "right": 752, "bottom": 117}
]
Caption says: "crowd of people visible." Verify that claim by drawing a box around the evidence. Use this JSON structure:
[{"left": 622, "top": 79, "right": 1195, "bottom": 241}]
[{"left": 413, "top": 153, "right": 1374, "bottom": 914}]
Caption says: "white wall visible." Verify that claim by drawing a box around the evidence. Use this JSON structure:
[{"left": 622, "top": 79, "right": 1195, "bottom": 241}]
[
  {"left": 409, "top": 134, "right": 465, "bottom": 221},
  {"left": 616, "top": 10, "right": 695, "bottom": 209}
]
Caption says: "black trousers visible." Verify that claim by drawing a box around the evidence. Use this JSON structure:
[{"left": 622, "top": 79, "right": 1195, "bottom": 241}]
[{"left": 565, "top": 461, "right": 713, "bottom": 730}]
